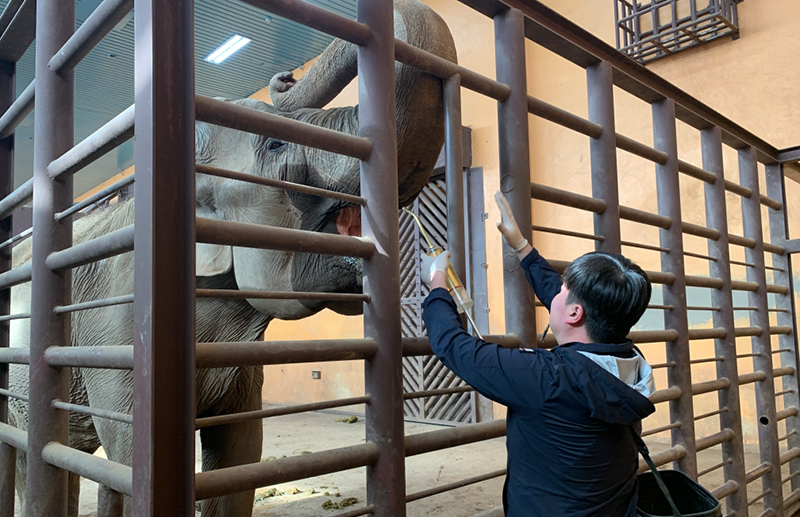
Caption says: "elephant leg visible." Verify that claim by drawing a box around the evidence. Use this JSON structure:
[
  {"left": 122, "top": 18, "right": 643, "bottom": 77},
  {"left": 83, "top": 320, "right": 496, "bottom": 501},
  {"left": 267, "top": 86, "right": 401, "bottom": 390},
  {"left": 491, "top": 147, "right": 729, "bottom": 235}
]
[{"left": 200, "top": 400, "right": 262, "bottom": 516}]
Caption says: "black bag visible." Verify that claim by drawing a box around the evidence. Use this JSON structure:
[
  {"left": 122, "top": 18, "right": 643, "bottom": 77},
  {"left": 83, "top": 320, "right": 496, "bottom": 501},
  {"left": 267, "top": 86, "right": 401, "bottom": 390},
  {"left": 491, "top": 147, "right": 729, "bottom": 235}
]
[{"left": 631, "top": 428, "right": 722, "bottom": 517}]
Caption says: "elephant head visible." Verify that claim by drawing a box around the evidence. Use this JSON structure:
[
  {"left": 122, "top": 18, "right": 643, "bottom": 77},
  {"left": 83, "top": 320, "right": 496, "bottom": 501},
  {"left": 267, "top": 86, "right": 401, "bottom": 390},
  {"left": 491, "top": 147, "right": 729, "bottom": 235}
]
[{"left": 194, "top": 0, "right": 457, "bottom": 320}]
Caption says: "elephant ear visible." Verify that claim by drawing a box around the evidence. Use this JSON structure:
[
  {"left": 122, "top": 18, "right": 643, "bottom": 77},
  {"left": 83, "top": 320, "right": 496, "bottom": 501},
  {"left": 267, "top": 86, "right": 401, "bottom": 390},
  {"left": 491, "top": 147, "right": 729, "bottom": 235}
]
[{"left": 196, "top": 204, "right": 233, "bottom": 277}]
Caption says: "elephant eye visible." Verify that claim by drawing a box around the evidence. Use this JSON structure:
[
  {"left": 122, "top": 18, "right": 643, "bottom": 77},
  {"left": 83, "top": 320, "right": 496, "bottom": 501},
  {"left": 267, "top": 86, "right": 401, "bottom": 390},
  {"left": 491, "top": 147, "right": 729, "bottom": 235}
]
[{"left": 266, "top": 139, "right": 287, "bottom": 153}]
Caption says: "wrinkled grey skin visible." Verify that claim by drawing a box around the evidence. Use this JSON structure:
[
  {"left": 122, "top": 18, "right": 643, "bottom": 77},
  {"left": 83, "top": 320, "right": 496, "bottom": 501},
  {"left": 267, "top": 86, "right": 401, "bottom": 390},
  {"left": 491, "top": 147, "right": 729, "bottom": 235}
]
[{"left": 5, "top": 1, "right": 456, "bottom": 516}]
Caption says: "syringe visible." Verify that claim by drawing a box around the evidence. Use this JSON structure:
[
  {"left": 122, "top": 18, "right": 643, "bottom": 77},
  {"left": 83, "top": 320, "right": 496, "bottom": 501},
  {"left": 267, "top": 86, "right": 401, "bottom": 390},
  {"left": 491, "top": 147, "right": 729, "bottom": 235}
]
[{"left": 403, "top": 208, "right": 484, "bottom": 340}]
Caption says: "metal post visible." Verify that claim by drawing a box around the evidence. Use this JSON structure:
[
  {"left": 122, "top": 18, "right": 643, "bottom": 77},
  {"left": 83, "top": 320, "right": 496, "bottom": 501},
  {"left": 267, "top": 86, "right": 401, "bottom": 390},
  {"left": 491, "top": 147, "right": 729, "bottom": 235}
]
[
  {"left": 0, "top": 58, "right": 13, "bottom": 517},
  {"left": 98, "top": 484, "right": 124, "bottom": 517},
  {"left": 358, "top": 1, "right": 405, "bottom": 516},
  {"left": 765, "top": 163, "right": 800, "bottom": 498},
  {"left": 652, "top": 98, "right": 697, "bottom": 478},
  {"left": 131, "top": 0, "right": 196, "bottom": 514},
  {"left": 739, "top": 147, "right": 783, "bottom": 513},
  {"left": 27, "top": 0, "right": 75, "bottom": 514},
  {"left": 495, "top": 7, "right": 536, "bottom": 345},
  {"left": 586, "top": 61, "right": 620, "bottom": 253},
  {"left": 445, "top": 74, "right": 467, "bottom": 294},
  {"left": 701, "top": 126, "right": 748, "bottom": 514}
]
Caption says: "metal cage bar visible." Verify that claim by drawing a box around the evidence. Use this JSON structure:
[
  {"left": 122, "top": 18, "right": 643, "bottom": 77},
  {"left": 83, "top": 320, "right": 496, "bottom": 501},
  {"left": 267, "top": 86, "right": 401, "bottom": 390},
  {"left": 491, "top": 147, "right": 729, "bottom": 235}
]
[{"left": 739, "top": 146, "right": 783, "bottom": 513}]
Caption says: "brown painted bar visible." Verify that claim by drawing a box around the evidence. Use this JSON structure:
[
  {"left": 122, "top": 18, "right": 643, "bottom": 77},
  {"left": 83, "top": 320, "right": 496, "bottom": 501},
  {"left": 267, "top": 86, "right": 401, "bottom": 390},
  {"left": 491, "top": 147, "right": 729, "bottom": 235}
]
[
  {"left": 52, "top": 399, "right": 132, "bottom": 425},
  {"left": 615, "top": 133, "right": 668, "bottom": 165},
  {"left": 527, "top": 95, "right": 602, "bottom": 138},
  {"left": 404, "top": 385, "right": 474, "bottom": 400},
  {"left": 692, "top": 378, "right": 731, "bottom": 396},
  {"left": 695, "top": 429, "right": 735, "bottom": 452},
  {"left": 678, "top": 159, "right": 716, "bottom": 183},
  {"left": 711, "top": 481, "right": 740, "bottom": 500},
  {"left": 0, "top": 347, "right": 29, "bottom": 364},
  {"left": 357, "top": 0, "right": 406, "bottom": 515},
  {"left": 0, "top": 56, "right": 13, "bottom": 517},
  {"left": 42, "top": 442, "right": 132, "bottom": 496},
  {"left": 723, "top": 178, "right": 751, "bottom": 198},
  {"left": 97, "top": 484, "right": 124, "bottom": 517},
  {"left": 196, "top": 95, "right": 372, "bottom": 161},
  {"left": 401, "top": 335, "right": 522, "bottom": 357},
  {"left": 49, "top": 0, "right": 134, "bottom": 74},
  {"left": 587, "top": 61, "right": 621, "bottom": 252},
  {"left": 653, "top": 98, "right": 697, "bottom": 477},
  {"left": 637, "top": 446, "right": 686, "bottom": 474},
  {"left": 533, "top": 224, "right": 603, "bottom": 242},
  {"left": 619, "top": 205, "right": 671, "bottom": 229},
  {"left": 56, "top": 174, "right": 135, "bottom": 221},
  {"left": 728, "top": 233, "right": 757, "bottom": 248},
  {"left": 497, "top": 7, "right": 536, "bottom": 347},
  {"left": 405, "top": 419, "right": 506, "bottom": 457},
  {"left": 739, "top": 146, "right": 783, "bottom": 512},
  {"left": 531, "top": 181, "right": 607, "bottom": 213},
  {"left": 406, "top": 469, "right": 506, "bottom": 503},
  {"left": 195, "top": 339, "right": 378, "bottom": 368},
  {"left": 131, "top": 0, "right": 196, "bottom": 512},
  {"left": 196, "top": 217, "right": 375, "bottom": 259},
  {"left": 196, "top": 164, "right": 365, "bottom": 206},
  {"left": 47, "top": 104, "right": 134, "bottom": 179},
  {"left": 53, "top": 294, "right": 134, "bottom": 314},
  {"left": 765, "top": 162, "right": 800, "bottom": 494},
  {"left": 701, "top": 125, "right": 748, "bottom": 513},
  {"left": 45, "top": 225, "right": 134, "bottom": 271},
  {"left": 194, "top": 443, "right": 379, "bottom": 501},
  {"left": 195, "top": 395, "right": 372, "bottom": 429},
  {"left": 0, "top": 178, "right": 32, "bottom": 220},
  {"left": 45, "top": 345, "right": 132, "bottom": 369},
  {"left": 27, "top": 0, "right": 75, "bottom": 513},
  {"left": 0, "top": 80, "right": 33, "bottom": 140}
]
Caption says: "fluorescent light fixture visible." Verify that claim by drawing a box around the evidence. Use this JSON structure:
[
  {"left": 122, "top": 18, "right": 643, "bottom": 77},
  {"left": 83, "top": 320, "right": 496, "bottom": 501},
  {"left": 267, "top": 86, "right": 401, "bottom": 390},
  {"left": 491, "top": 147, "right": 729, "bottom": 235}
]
[{"left": 205, "top": 34, "right": 251, "bottom": 64}]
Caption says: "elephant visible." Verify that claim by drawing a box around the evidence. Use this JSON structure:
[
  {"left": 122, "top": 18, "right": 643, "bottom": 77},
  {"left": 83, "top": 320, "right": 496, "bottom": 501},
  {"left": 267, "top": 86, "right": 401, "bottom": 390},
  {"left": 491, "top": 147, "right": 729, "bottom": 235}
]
[{"left": 4, "top": 0, "right": 457, "bottom": 515}]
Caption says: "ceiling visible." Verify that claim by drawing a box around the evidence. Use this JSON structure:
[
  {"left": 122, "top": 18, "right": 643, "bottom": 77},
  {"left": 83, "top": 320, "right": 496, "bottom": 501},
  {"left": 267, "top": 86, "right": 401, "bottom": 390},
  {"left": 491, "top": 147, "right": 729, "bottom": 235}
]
[{"left": 1, "top": 0, "right": 356, "bottom": 196}]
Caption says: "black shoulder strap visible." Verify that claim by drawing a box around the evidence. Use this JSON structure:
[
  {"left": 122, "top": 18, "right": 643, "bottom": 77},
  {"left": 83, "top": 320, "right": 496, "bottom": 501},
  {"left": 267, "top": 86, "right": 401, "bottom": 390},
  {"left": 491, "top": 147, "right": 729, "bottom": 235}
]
[{"left": 629, "top": 427, "right": 682, "bottom": 517}]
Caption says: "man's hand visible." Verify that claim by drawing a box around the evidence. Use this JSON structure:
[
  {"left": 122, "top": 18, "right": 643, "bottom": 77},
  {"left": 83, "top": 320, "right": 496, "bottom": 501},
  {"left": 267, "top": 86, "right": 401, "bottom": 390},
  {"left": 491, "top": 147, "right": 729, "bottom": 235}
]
[
  {"left": 495, "top": 191, "right": 529, "bottom": 252},
  {"left": 420, "top": 250, "right": 450, "bottom": 289}
]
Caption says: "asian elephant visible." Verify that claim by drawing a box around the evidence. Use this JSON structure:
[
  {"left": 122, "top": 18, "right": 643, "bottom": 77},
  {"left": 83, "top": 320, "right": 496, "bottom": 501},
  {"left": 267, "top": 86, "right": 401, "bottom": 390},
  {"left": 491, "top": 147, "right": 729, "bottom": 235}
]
[{"left": 5, "top": 0, "right": 457, "bottom": 515}]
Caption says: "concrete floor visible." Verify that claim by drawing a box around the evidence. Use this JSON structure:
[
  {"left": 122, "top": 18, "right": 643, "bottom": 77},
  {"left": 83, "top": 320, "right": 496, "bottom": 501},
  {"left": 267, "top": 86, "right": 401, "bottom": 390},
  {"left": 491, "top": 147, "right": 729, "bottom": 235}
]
[{"left": 42, "top": 408, "right": 798, "bottom": 516}]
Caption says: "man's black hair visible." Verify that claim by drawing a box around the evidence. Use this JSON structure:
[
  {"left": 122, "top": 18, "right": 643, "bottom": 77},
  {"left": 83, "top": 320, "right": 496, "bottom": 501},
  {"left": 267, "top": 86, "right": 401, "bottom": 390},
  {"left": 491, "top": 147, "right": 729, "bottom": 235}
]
[{"left": 562, "top": 252, "right": 651, "bottom": 344}]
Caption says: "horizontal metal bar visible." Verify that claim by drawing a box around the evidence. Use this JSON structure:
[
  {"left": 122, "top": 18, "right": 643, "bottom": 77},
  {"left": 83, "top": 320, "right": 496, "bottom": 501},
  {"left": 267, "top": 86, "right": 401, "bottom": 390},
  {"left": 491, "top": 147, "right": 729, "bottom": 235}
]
[
  {"left": 739, "top": 371, "right": 767, "bottom": 385},
  {"left": 0, "top": 422, "right": 27, "bottom": 451},
  {"left": 637, "top": 445, "right": 686, "bottom": 473},
  {"left": 0, "top": 227, "right": 32, "bottom": 251},
  {"left": 696, "top": 428, "right": 734, "bottom": 452},
  {"left": 678, "top": 160, "right": 716, "bottom": 183},
  {"left": 649, "top": 386, "right": 682, "bottom": 404},
  {"left": 196, "top": 289, "right": 369, "bottom": 303},
  {"left": 404, "top": 386, "right": 473, "bottom": 400},
  {"left": 621, "top": 240, "right": 669, "bottom": 253},
  {"left": 194, "top": 443, "right": 379, "bottom": 501},
  {"left": 711, "top": 480, "right": 739, "bottom": 500},
  {"left": 776, "top": 389, "right": 796, "bottom": 397},
  {"left": 619, "top": 205, "right": 671, "bottom": 229},
  {"left": 44, "top": 346, "right": 133, "bottom": 369},
  {"left": 682, "top": 221, "right": 720, "bottom": 240},
  {"left": 241, "top": 0, "right": 371, "bottom": 46},
  {"left": 737, "top": 352, "right": 762, "bottom": 359},
  {"left": 780, "top": 431, "right": 798, "bottom": 443},
  {"left": 196, "top": 217, "right": 375, "bottom": 259},
  {"left": 776, "top": 407, "right": 798, "bottom": 422},
  {"left": 746, "top": 462, "right": 774, "bottom": 484},
  {"left": 763, "top": 242, "right": 785, "bottom": 255},
  {"left": 195, "top": 95, "right": 372, "bottom": 161},
  {"left": 46, "top": 225, "right": 134, "bottom": 271},
  {"left": 781, "top": 448, "right": 800, "bottom": 466},
  {"left": 760, "top": 194, "right": 781, "bottom": 210},
  {"left": 748, "top": 489, "right": 772, "bottom": 506},
  {"left": 698, "top": 459, "right": 733, "bottom": 478},
  {"left": 733, "top": 306, "right": 759, "bottom": 311},
  {"left": 401, "top": 335, "right": 521, "bottom": 357},
  {"left": 196, "top": 164, "right": 366, "bottom": 206},
  {"left": 0, "top": 347, "right": 28, "bottom": 364},
  {"left": 0, "top": 80, "right": 34, "bottom": 139},
  {"left": 394, "top": 40, "right": 510, "bottom": 101},
  {"left": 695, "top": 407, "right": 728, "bottom": 421},
  {"left": 730, "top": 260, "right": 756, "bottom": 268},
  {"left": 774, "top": 366, "right": 796, "bottom": 377},
  {"left": 323, "top": 506, "right": 375, "bottom": 517},
  {"left": 649, "top": 304, "right": 674, "bottom": 310},
  {"left": 405, "top": 419, "right": 506, "bottom": 457},
  {"left": 530, "top": 182, "right": 606, "bottom": 213},
  {"left": 770, "top": 326, "right": 792, "bottom": 335},
  {"left": 693, "top": 378, "right": 731, "bottom": 396},
  {"left": 728, "top": 233, "right": 756, "bottom": 248},
  {"left": 195, "top": 339, "right": 378, "bottom": 368},
  {"left": 684, "top": 250, "right": 717, "bottom": 262},
  {"left": 686, "top": 275, "right": 723, "bottom": 289},
  {"left": 0, "top": 263, "right": 30, "bottom": 291},
  {"left": 690, "top": 356, "right": 724, "bottom": 365},
  {"left": 615, "top": 133, "right": 667, "bottom": 164},
  {"left": 406, "top": 469, "right": 506, "bottom": 503},
  {"left": 630, "top": 329, "right": 680, "bottom": 343},
  {"left": 687, "top": 306, "right": 719, "bottom": 311},
  {"left": 730, "top": 280, "right": 759, "bottom": 292},
  {"left": 55, "top": 174, "right": 135, "bottom": 221},
  {"left": 41, "top": 442, "right": 132, "bottom": 496},
  {"left": 48, "top": 0, "right": 134, "bottom": 74},
  {"left": 0, "top": 312, "right": 29, "bottom": 322},
  {"left": 0, "top": 178, "right": 32, "bottom": 220},
  {"left": 640, "top": 421, "right": 681, "bottom": 437},
  {"left": 785, "top": 490, "right": 800, "bottom": 513},
  {"left": 195, "top": 395, "right": 371, "bottom": 429},
  {"left": 531, "top": 224, "right": 603, "bottom": 241},
  {"left": 687, "top": 328, "right": 726, "bottom": 340},
  {"left": 52, "top": 400, "right": 132, "bottom": 425},
  {"left": 47, "top": 105, "right": 135, "bottom": 179},
  {"left": 724, "top": 178, "right": 752, "bottom": 198},
  {"left": 766, "top": 284, "right": 789, "bottom": 294},
  {"left": 527, "top": 96, "right": 601, "bottom": 138},
  {"left": 54, "top": 294, "right": 133, "bottom": 315},
  {"left": 650, "top": 362, "right": 677, "bottom": 369},
  {"left": 734, "top": 326, "right": 762, "bottom": 337},
  {"left": 0, "top": 387, "right": 26, "bottom": 402},
  {"left": 774, "top": 348, "right": 794, "bottom": 355}
]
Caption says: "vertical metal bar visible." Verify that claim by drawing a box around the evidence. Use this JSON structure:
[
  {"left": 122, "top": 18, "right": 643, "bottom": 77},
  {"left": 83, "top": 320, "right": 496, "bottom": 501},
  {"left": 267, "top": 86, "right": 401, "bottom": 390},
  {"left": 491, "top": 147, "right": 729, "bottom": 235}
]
[
  {"left": 586, "top": 61, "right": 620, "bottom": 253},
  {"left": 632, "top": 0, "right": 641, "bottom": 53},
  {"left": 131, "top": 0, "right": 196, "bottom": 514},
  {"left": 765, "top": 163, "right": 800, "bottom": 496},
  {"left": 27, "top": 0, "right": 75, "bottom": 513},
  {"left": 701, "top": 126, "right": 748, "bottom": 514},
  {"left": 739, "top": 147, "right": 783, "bottom": 513},
  {"left": 495, "top": 7, "right": 536, "bottom": 346},
  {"left": 358, "top": 1, "right": 405, "bottom": 516},
  {"left": 614, "top": 1, "right": 620, "bottom": 49},
  {"left": 0, "top": 58, "right": 14, "bottom": 517},
  {"left": 98, "top": 484, "right": 124, "bottom": 517},
  {"left": 444, "top": 74, "right": 467, "bottom": 319},
  {"left": 652, "top": 98, "right": 697, "bottom": 478}
]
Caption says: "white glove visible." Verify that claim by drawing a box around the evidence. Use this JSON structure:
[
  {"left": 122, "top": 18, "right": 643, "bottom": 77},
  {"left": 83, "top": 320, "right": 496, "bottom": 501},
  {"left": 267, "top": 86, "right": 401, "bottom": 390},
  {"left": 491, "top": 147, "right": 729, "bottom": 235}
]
[
  {"left": 495, "top": 191, "right": 529, "bottom": 252},
  {"left": 420, "top": 250, "right": 451, "bottom": 286}
]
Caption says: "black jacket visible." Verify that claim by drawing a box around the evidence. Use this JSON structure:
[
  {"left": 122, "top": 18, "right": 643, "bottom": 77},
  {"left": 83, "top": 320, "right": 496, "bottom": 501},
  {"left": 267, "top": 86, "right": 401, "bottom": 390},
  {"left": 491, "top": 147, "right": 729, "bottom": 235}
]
[{"left": 421, "top": 249, "right": 656, "bottom": 517}]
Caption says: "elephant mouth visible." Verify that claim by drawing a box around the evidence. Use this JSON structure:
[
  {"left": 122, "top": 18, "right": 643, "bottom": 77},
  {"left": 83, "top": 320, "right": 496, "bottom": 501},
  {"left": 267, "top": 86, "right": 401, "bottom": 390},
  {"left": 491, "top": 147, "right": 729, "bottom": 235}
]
[{"left": 335, "top": 206, "right": 362, "bottom": 237}]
